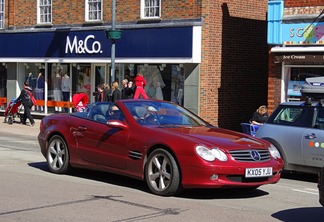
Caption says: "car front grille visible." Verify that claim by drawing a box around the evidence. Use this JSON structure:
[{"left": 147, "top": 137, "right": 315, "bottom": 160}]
[{"left": 229, "top": 149, "right": 271, "bottom": 162}]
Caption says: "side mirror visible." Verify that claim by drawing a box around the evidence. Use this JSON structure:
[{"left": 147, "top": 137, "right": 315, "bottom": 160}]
[{"left": 106, "top": 120, "right": 128, "bottom": 130}]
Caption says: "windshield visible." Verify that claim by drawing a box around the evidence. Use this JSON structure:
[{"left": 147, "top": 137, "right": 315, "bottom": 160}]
[{"left": 124, "top": 100, "right": 208, "bottom": 127}]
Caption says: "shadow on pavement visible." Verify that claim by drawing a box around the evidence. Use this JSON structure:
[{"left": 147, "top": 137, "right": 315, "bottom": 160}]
[
  {"left": 28, "top": 161, "right": 269, "bottom": 199},
  {"left": 272, "top": 207, "right": 324, "bottom": 222},
  {"left": 179, "top": 187, "right": 269, "bottom": 199},
  {"left": 28, "top": 162, "right": 49, "bottom": 172},
  {"left": 281, "top": 171, "right": 318, "bottom": 183}
]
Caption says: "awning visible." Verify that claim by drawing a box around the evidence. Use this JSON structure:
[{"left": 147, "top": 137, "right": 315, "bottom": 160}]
[
  {"left": 271, "top": 46, "right": 324, "bottom": 63},
  {"left": 271, "top": 46, "right": 324, "bottom": 53}
]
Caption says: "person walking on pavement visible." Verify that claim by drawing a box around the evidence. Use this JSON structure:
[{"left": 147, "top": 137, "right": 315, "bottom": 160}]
[
  {"left": 18, "top": 81, "right": 35, "bottom": 126},
  {"left": 111, "top": 81, "right": 121, "bottom": 103},
  {"left": 133, "top": 72, "right": 149, "bottom": 99}
]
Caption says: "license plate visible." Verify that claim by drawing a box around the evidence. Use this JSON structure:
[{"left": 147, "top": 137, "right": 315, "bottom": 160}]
[{"left": 245, "top": 167, "right": 272, "bottom": 178}]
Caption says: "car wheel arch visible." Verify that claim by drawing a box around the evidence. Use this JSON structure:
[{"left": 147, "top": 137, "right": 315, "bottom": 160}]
[
  {"left": 47, "top": 132, "right": 68, "bottom": 148},
  {"left": 143, "top": 145, "right": 183, "bottom": 196},
  {"left": 46, "top": 134, "right": 72, "bottom": 174},
  {"left": 144, "top": 144, "right": 182, "bottom": 177},
  {"left": 262, "top": 137, "right": 287, "bottom": 163}
]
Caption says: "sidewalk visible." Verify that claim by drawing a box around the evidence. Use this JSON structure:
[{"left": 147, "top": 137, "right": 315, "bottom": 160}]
[{"left": 0, "top": 117, "right": 41, "bottom": 137}]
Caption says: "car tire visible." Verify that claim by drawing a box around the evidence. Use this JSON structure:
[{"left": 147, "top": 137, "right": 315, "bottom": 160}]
[
  {"left": 145, "top": 149, "right": 181, "bottom": 196},
  {"left": 47, "top": 135, "right": 71, "bottom": 174}
]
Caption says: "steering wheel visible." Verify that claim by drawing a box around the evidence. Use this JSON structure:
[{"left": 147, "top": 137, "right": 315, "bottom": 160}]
[{"left": 144, "top": 113, "right": 160, "bottom": 125}]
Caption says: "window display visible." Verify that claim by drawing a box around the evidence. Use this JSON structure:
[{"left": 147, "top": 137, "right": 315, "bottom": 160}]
[
  {"left": 77, "top": 65, "right": 91, "bottom": 100},
  {"left": 287, "top": 67, "right": 324, "bottom": 100}
]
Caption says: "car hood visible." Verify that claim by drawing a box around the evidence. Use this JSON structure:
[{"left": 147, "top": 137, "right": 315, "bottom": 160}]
[{"left": 154, "top": 126, "right": 269, "bottom": 150}]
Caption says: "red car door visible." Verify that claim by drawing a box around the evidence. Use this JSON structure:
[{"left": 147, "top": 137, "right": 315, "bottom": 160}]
[{"left": 74, "top": 118, "right": 129, "bottom": 169}]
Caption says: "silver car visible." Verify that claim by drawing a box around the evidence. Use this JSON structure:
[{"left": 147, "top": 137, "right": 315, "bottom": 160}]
[{"left": 256, "top": 100, "right": 324, "bottom": 174}]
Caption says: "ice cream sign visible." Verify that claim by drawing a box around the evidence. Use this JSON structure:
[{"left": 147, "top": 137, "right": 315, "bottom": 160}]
[{"left": 282, "top": 22, "right": 324, "bottom": 45}]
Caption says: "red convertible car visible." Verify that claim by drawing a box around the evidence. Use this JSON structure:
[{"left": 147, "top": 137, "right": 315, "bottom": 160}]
[{"left": 38, "top": 99, "right": 284, "bottom": 196}]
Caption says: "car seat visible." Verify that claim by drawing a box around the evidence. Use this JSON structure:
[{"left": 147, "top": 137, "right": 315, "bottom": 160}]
[{"left": 133, "top": 106, "right": 147, "bottom": 119}]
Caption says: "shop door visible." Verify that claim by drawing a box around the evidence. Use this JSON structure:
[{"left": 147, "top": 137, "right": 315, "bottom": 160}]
[{"left": 92, "top": 64, "right": 108, "bottom": 102}]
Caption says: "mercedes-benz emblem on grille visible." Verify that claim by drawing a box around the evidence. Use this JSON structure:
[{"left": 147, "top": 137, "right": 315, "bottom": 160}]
[{"left": 250, "top": 150, "right": 261, "bottom": 161}]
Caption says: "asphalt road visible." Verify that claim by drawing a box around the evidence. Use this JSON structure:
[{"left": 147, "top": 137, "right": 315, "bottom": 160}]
[{"left": 0, "top": 119, "right": 323, "bottom": 222}]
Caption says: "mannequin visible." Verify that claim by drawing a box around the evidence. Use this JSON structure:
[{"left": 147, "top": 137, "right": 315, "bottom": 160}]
[
  {"left": 35, "top": 72, "right": 45, "bottom": 112},
  {"left": 61, "top": 73, "right": 70, "bottom": 112},
  {"left": 26, "top": 72, "right": 36, "bottom": 90},
  {"left": 53, "top": 73, "right": 62, "bottom": 112},
  {"left": 155, "top": 81, "right": 163, "bottom": 100}
]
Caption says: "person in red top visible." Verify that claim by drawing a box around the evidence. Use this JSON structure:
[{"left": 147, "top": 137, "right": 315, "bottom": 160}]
[{"left": 133, "top": 72, "right": 149, "bottom": 99}]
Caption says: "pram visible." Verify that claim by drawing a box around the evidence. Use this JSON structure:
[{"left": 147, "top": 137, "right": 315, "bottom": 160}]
[
  {"left": 4, "top": 98, "right": 22, "bottom": 125},
  {"left": 72, "top": 93, "right": 89, "bottom": 112}
]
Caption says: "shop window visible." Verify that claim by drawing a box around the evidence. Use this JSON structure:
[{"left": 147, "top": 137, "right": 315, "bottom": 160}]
[
  {"left": 85, "top": 0, "right": 102, "bottom": 21},
  {"left": 287, "top": 67, "right": 324, "bottom": 100},
  {"left": 37, "top": 0, "right": 52, "bottom": 24},
  {"left": 140, "top": 0, "right": 161, "bottom": 19},
  {"left": 75, "top": 64, "right": 91, "bottom": 101},
  {"left": 48, "top": 63, "right": 71, "bottom": 113},
  {"left": 0, "top": 0, "right": 4, "bottom": 29},
  {"left": 134, "top": 64, "right": 184, "bottom": 105}
]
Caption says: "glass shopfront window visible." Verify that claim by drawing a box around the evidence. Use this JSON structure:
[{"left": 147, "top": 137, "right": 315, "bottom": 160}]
[
  {"left": 0, "top": 62, "right": 187, "bottom": 115},
  {"left": 47, "top": 63, "right": 71, "bottom": 113},
  {"left": 23, "top": 63, "right": 45, "bottom": 112},
  {"left": 75, "top": 64, "right": 91, "bottom": 100},
  {"left": 286, "top": 67, "right": 324, "bottom": 101}
]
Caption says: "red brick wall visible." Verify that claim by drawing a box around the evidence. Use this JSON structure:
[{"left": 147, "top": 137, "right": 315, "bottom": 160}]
[
  {"left": 6, "top": 0, "right": 202, "bottom": 28},
  {"left": 200, "top": 0, "right": 269, "bottom": 130},
  {"left": 267, "top": 49, "right": 281, "bottom": 115},
  {"left": 285, "top": 0, "right": 324, "bottom": 7}
]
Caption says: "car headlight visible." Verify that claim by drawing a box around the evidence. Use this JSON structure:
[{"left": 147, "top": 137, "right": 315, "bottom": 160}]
[
  {"left": 269, "top": 144, "right": 281, "bottom": 159},
  {"left": 195, "top": 145, "right": 228, "bottom": 162}
]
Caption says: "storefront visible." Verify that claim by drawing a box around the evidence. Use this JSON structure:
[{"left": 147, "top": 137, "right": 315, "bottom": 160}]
[
  {"left": 272, "top": 51, "right": 324, "bottom": 102},
  {"left": 268, "top": 0, "right": 324, "bottom": 104},
  {"left": 0, "top": 26, "right": 202, "bottom": 115}
]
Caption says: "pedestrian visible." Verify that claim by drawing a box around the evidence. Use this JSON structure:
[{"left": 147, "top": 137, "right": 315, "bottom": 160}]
[
  {"left": 251, "top": 105, "right": 268, "bottom": 125},
  {"left": 121, "top": 79, "right": 134, "bottom": 99},
  {"left": 95, "top": 84, "right": 105, "bottom": 102},
  {"left": 18, "top": 81, "right": 35, "bottom": 126},
  {"left": 121, "top": 79, "right": 129, "bottom": 99},
  {"left": 103, "top": 83, "right": 111, "bottom": 101},
  {"left": 126, "top": 81, "right": 135, "bottom": 99},
  {"left": 111, "top": 81, "right": 121, "bottom": 103},
  {"left": 133, "top": 72, "right": 148, "bottom": 99}
]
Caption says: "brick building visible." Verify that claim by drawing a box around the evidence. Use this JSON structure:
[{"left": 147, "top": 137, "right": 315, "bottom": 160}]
[
  {"left": 268, "top": 0, "right": 324, "bottom": 113},
  {"left": 0, "top": 0, "right": 270, "bottom": 131}
]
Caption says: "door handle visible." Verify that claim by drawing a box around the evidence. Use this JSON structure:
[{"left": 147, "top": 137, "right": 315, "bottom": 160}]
[
  {"left": 77, "top": 126, "right": 87, "bottom": 131},
  {"left": 305, "top": 133, "right": 316, "bottom": 139}
]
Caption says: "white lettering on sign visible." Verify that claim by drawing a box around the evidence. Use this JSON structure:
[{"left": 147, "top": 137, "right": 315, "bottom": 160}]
[
  {"left": 289, "top": 28, "right": 305, "bottom": 38},
  {"left": 283, "top": 55, "right": 306, "bottom": 60},
  {"left": 65, "top": 35, "right": 103, "bottom": 54},
  {"left": 291, "top": 55, "right": 305, "bottom": 59}
]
